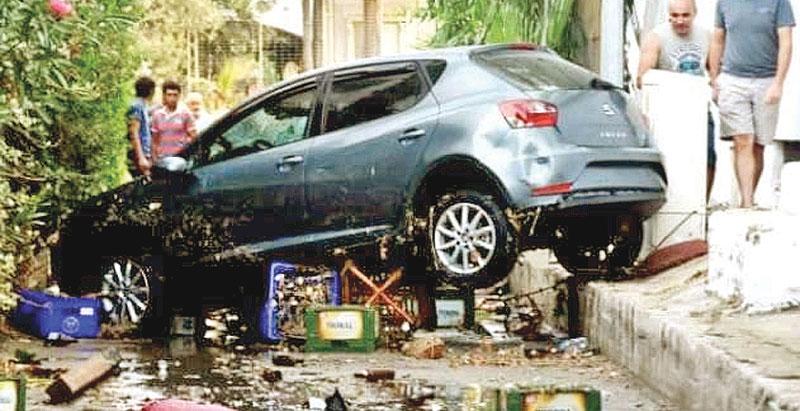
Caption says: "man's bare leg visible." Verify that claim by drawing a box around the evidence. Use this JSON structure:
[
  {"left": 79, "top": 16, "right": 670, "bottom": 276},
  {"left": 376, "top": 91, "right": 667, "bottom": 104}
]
[
  {"left": 706, "top": 166, "right": 716, "bottom": 203},
  {"left": 733, "top": 134, "right": 757, "bottom": 207},
  {"left": 753, "top": 143, "right": 765, "bottom": 204}
]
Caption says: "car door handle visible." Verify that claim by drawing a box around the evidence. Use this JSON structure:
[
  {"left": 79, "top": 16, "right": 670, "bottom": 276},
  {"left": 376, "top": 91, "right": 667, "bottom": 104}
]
[
  {"left": 279, "top": 155, "right": 304, "bottom": 165},
  {"left": 398, "top": 128, "right": 426, "bottom": 145}
]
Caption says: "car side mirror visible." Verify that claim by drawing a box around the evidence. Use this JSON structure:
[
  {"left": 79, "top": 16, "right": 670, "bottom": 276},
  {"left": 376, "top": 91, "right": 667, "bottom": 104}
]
[{"left": 156, "top": 156, "right": 188, "bottom": 173}]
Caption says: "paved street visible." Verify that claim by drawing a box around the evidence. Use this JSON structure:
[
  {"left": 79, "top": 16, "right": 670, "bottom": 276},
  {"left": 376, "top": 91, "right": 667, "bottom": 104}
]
[{"left": 2, "top": 336, "right": 677, "bottom": 410}]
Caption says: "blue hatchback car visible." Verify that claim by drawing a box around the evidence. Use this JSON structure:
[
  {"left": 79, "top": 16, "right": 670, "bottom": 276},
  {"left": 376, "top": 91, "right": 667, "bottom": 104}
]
[{"left": 57, "top": 44, "right": 666, "bottom": 330}]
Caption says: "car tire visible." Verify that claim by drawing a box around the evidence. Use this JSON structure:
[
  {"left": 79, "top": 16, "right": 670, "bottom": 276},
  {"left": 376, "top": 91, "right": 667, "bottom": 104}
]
[
  {"left": 95, "top": 255, "right": 166, "bottom": 336},
  {"left": 551, "top": 216, "right": 643, "bottom": 275},
  {"left": 429, "top": 191, "right": 517, "bottom": 288}
]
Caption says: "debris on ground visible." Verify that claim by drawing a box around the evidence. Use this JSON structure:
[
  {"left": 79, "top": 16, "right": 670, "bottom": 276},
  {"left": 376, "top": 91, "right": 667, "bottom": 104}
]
[
  {"left": 637, "top": 239, "right": 708, "bottom": 277},
  {"left": 203, "top": 308, "right": 245, "bottom": 346},
  {"left": 170, "top": 315, "right": 197, "bottom": 337},
  {"left": 402, "top": 336, "right": 445, "bottom": 359},
  {"left": 554, "top": 337, "right": 590, "bottom": 357},
  {"left": 3, "top": 353, "right": 66, "bottom": 379},
  {"left": 261, "top": 368, "right": 282, "bottom": 383},
  {"left": 13, "top": 349, "right": 39, "bottom": 365},
  {"left": 354, "top": 368, "right": 395, "bottom": 382},
  {"left": 46, "top": 350, "right": 121, "bottom": 404},
  {"left": 479, "top": 320, "right": 513, "bottom": 341},
  {"left": 450, "top": 343, "right": 529, "bottom": 367},
  {"left": 325, "top": 388, "right": 348, "bottom": 411},
  {"left": 44, "top": 332, "right": 78, "bottom": 347},
  {"left": 99, "top": 323, "right": 138, "bottom": 340},
  {"left": 272, "top": 354, "right": 304, "bottom": 367},
  {"left": 398, "top": 381, "right": 437, "bottom": 407},
  {"left": 307, "top": 396, "right": 326, "bottom": 410},
  {"left": 141, "top": 398, "right": 237, "bottom": 411}
]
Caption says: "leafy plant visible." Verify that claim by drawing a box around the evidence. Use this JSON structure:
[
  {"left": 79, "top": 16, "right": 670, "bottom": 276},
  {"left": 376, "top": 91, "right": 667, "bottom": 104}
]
[
  {"left": 0, "top": 0, "right": 141, "bottom": 310},
  {"left": 216, "top": 57, "right": 257, "bottom": 106},
  {"left": 422, "top": 0, "right": 585, "bottom": 61}
]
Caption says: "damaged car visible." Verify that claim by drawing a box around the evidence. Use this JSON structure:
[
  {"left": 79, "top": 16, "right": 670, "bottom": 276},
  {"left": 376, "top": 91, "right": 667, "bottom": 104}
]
[{"left": 56, "top": 44, "right": 666, "bottom": 330}]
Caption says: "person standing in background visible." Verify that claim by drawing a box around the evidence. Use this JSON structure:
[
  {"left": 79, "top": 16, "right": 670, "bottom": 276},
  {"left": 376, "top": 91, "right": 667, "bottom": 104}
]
[
  {"left": 185, "top": 91, "right": 213, "bottom": 132},
  {"left": 151, "top": 80, "right": 197, "bottom": 160},
  {"left": 637, "top": 0, "right": 716, "bottom": 201},
  {"left": 126, "top": 77, "right": 155, "bottom": 177},
  {"left": 709, "top": 0, "right": 794, "bottom": 208}
]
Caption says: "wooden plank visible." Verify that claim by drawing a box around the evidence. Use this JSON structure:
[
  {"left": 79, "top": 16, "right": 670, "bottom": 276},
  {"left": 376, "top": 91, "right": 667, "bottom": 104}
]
[{"left": 46, "top": 353, "right": 118, "bottom": 404}]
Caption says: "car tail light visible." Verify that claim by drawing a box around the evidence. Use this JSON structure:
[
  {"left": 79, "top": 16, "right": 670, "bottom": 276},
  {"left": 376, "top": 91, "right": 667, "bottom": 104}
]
[
  {"left": 507, "top": 43, "right": 539, "bottom": 51},
  {"left": 532, "top": 182, "right": 572, "bottom": 196},
  {"left": 499, "top": 99, "right": 558, "bottom": 128}
]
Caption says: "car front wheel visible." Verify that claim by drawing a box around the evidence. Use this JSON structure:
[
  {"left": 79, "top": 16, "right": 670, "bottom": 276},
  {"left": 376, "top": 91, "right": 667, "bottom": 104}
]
[
  {"left": 97, "top": 255, "right": 165, "bottom": 334},
  {"left": 429, "top": 191, "right": 517, "bottom": 288}
]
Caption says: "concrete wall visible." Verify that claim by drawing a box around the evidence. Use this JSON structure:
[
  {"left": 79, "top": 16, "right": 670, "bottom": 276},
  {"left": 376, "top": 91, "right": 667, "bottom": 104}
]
[{"left": 507, "top": 251, "right": 571, "bottom": 332}]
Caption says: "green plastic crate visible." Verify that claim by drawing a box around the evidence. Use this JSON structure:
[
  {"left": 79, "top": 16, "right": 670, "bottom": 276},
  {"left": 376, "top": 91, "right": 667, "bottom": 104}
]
[
  {"left": 305, "top": 305, "right": 379, "bottom": 352},
  {"left": 0, "top": 376, "right": 26, "bottom": 411},
  {"left": 504, "top": 384, "right": 601, "bottom": 411}
]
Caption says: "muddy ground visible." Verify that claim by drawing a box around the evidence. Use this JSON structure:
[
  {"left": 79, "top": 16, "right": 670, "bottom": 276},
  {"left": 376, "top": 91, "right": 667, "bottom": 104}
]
[{"left": 1, "top": 332, "right": 677, "bottom": 411}]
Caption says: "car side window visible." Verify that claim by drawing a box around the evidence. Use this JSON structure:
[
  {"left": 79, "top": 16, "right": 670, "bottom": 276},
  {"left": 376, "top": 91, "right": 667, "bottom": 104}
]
[
  {"left": 202, "top": 83, "right": 317, "bottom": 165},
  {"left": 323, "top": 63, "right": 425, "bottom": 133}
]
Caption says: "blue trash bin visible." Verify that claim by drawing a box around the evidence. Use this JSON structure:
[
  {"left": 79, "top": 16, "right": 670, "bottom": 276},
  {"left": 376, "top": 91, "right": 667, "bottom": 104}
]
[{"left": 12, "top": 289, "right": 101, "bottom": 339}]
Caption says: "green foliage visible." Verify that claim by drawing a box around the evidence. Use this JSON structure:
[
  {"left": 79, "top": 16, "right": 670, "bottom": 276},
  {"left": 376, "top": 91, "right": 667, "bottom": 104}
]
[
  {"left": 422, "top": 0, "right": 585, "bottom": 61},
  {"left": 137, "top": 0, "right": 227, "bottom": 81},
  {"left": 216, "top": 57, "right": 257, "bottom": 105},
  {"left": 0, "top": 0, "right": 141, "bottom": 309}
]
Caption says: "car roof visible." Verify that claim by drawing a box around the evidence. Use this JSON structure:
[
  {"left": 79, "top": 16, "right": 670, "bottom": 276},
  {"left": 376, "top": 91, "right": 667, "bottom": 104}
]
[{"left": 247, "top": 43, "right": 547, "bottom": 99}]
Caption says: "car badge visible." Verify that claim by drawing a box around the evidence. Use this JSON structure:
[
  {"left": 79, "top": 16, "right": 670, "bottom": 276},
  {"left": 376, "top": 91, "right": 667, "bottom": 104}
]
[{"left": 601, "top": 104, "right": 616, "bottom": 116}]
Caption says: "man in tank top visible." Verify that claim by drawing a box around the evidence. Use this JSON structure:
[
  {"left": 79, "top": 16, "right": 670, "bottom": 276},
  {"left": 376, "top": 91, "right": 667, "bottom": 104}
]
[{"left": 637, "top": 0, "right": 716, "bottom": 201}]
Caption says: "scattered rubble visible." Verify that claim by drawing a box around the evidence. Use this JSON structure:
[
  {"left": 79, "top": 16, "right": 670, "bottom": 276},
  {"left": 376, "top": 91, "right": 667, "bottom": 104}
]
[
  {"left": 141, "top": 399, "right": 237, "bottom": 411},
  {"left": 325, "top": 388, "right": 348, "bottom": 411},
  {"left": 272, "top": 354, "right": 304, "bottom": 367},
  {"left": 307, "top": 396, "right": 326, "bottom": 410},
  {"left": 354, "top": 368, "right": 395, "bottom": 382},
  {"left": 555, "top": 337, "right": 590, "bottom": 356},
  {"left": 99, "top": 322, "right": 138, "bottom": 340},
  {"left": 13, "top": 349, "right": 39, "bottom": 365},
  {"left": 46, "top": 350, "right": 120, "bottom": 404},
  {"left": 402, "top": 336, "right": 445, "bottom": 359},
  {"left": 261, "top": 368, "right": 282, "bottom": 383},
  {"left": 44, "top": 332, "right": 78, "bottom": 347}
]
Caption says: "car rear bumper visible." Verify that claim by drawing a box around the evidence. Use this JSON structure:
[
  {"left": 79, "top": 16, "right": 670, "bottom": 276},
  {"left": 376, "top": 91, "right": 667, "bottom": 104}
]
[{"left": 503, "top": 147, "right": 667, "bottom": 218}]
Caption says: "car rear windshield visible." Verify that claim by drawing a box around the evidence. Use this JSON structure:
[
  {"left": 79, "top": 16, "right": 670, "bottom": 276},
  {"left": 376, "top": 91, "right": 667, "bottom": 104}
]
[{"left": 473, "top": 49, "right": 598, "bottom": 90}]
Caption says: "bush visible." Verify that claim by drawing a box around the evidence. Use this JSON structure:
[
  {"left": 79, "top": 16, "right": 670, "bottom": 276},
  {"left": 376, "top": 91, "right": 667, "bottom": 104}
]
[{"left": 0, "top": 0, "right": 142, "bottom": 310}]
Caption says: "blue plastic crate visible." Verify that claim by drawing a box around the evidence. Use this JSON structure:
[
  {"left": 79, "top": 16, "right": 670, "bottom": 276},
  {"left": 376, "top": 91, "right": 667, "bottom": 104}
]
[
  {"left": 12, "top": 289, "right": 102, "bottom": 339},
  {"left": 258, "top": 261, "right": 340, "bottom": 342}
]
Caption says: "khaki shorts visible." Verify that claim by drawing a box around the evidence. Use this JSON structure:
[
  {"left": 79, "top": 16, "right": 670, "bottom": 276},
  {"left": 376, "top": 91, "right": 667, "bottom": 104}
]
[{"left": 718, "top": 72, "right": 779, "bottom": 145}]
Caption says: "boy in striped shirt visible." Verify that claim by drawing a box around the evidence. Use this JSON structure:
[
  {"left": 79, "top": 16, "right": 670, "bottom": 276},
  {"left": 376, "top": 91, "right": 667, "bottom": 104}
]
[{"left": 151, "top": 80, "right": 197, "bottom": 160}]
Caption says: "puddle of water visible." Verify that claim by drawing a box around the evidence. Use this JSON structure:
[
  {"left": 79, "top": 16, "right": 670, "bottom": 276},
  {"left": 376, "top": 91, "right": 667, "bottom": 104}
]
[{"left": 71, "top": 337, "right": 510, "bottom": 410}]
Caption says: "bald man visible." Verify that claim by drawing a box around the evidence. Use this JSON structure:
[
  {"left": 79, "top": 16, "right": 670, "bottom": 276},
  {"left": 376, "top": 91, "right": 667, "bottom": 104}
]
[{"left": 638, "top": 0, "right": 716, "bottom": 200}]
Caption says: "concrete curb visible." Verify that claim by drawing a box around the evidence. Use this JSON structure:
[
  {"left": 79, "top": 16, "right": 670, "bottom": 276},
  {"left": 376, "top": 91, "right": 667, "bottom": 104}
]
[{"left": 582, "top": 259, "right": 799, "bottom": 411}]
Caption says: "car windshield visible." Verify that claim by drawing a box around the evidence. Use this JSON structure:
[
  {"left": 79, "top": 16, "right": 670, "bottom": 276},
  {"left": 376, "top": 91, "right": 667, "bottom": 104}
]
[{"left": 473, "top": 49, "right": 598, "bottom": 91}]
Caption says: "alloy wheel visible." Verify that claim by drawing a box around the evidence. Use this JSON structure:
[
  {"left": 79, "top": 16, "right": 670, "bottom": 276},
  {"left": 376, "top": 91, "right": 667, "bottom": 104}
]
[
  {"left": 100, "top": 258, "right": 152, "bottom": 325},
  {"left": 433, "top": 202, "right": 497, "bottom": 275}
]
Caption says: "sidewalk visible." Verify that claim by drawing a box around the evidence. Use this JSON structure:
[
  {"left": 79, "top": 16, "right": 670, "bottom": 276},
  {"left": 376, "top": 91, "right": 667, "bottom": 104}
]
[{"left": 583, "top": 256, "right": 800, "bottom": 411}]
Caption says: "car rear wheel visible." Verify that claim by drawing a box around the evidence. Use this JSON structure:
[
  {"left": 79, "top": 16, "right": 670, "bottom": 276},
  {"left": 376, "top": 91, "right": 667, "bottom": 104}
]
[
  {"left": 429, "top": 191, "right": 516, "bottom": 288},
  {"left": 551, "top": 216, "right": 643, "bottom": 275}
]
